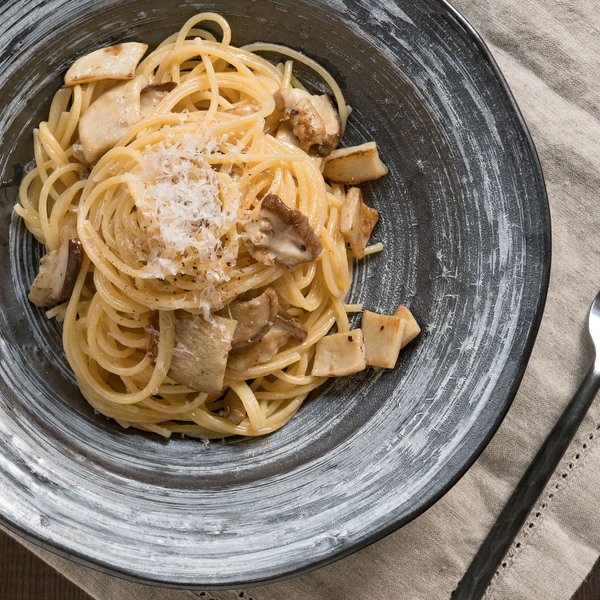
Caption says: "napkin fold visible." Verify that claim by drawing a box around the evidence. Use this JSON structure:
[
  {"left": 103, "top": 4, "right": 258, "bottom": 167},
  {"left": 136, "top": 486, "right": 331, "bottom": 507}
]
[{"left": 4, "top": 0, "right": 600, "bottom": 598}]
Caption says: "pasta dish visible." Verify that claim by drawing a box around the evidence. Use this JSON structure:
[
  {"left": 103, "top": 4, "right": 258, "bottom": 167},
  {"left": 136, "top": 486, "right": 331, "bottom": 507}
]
[{"left": 15, "top": 13, "right": 420, "bottom": 438}]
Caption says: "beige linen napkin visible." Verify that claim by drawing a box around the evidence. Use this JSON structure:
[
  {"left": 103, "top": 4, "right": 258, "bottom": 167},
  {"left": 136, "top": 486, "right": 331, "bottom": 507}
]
[{"left": 5, "top": 0, "right": 600, "bottom": 598}]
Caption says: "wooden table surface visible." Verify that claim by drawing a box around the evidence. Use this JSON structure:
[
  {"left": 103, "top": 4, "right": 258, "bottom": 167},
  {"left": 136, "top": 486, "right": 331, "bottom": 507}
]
[{"left": 0, "top": 527, "right": 598, "bottom": 599}]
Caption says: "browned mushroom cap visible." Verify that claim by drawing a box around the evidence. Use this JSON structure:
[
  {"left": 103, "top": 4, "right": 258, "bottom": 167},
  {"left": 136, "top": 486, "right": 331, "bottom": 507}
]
[
  {"left": 243, "top": 194, "right": 323, "bottom": 268},
  {"left": 273, "top": 88, "right": 342, "bottom": 156},
  {"left": 219, "top": 287, "right": 278, "bottom": 351},
  {"left": 140, "top": 81, "right": 177, "bottom": 117},
  {"left": 64, "top": 42, "right": 148, "bottom": 86},
  {"left": 223, "top": 390, "right": 246, "bottom": 425},
  {"left": 227, "top": 314, "right": 308, "bottom": 372},
  {"left": 167, "top": 312, "right": 237, "bottom": 393},
  {"left": 340, "top": 187, "right": 379, "bottom": 259},
  {"left": 28, "top": 238, "right": 83, "bottom": 307},
  {"left": 271, "top": 313, "right": 308, "bottom": 343}
]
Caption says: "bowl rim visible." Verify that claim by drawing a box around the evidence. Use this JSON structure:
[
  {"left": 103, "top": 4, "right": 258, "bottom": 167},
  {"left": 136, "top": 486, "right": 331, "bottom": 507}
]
[{"left": 0, "top": 0, "right": 551, "bottom": 589}]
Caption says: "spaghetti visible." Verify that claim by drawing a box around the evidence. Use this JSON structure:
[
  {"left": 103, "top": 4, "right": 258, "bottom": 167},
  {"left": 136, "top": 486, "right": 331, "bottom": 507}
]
[{"left": 15, "top": 13, "right": 398, "bottom": 439}]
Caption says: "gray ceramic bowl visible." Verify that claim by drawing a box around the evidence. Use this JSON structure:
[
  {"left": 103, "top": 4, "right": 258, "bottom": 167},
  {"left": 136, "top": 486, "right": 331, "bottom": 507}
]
[{"left": 0, "top": 0, "right": 550, "bottom": 589}]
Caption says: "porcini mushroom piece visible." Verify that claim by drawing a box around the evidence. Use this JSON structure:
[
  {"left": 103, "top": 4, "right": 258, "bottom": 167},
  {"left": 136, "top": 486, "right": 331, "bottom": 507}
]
[
  {"left": 340, "top": 187, "right": 379, "bottom": 259},
  {"left": 392, "top": 305, "right": 421, "bottom": 348},
  {"left": 361, "top": 311, "right": 406, "bottom": 369},
  {"left": 323, "top": 142, "right": 389, "bottom": 184},
  {"left": 275, "top": 123, "right": 325, "bottom": 170},
  {"left": 243, "top": 194, "right": 323, "bottom": 268},
  {"left": 139, "top": 81, "right": 177, "bottom": 117},
  {"left": 309, "top": 94, "right": 343, "bottom": 155},
  {"left": 227, "top": 314, "right": 308, "bottom": 372},
  {"left": 223, "top": 390, "right": 246, "bottom": 425},
  {"left": 64, "top": 42, "right": 148, "bottom": 86},
  {"left": 78, "top": 74, "right": 148, "bottom": 163},
  {"left": 311, "top": 329, "right": 366, "bottom": 377},
  {"left": 168, "top": 312, "right": 237, "bottom": 393},
  {"left": 29, "top": 238, "right": 83, "bottom": 307},
  {"left": 305, "top": 94, "right": 343, "bottom": 156},
  {"left": 273, "top": 88, "right": 342, "bottom": 156},
  {"left": 219, "top": 287, "right": 279, "bottom": 351}
]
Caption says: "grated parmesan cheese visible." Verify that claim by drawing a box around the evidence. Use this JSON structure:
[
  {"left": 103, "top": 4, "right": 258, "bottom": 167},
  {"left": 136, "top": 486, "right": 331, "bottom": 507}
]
[{"left": 132, "top": 131, "right": 241, "bottom": 281}]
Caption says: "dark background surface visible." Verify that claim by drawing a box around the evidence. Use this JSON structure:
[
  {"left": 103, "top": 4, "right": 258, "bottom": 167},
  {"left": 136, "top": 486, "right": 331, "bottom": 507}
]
[{"left": 0, "top": 528, "right": 598, "bottom": 600}]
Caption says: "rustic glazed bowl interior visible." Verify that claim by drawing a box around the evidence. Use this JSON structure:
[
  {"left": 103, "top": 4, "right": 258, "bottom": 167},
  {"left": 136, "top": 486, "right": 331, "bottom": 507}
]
[{"left": 0, "top": 0, "right": 549, "bottom": 588}]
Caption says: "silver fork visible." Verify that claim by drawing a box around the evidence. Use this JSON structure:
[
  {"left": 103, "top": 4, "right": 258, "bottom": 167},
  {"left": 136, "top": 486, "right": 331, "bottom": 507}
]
[{"left": 452, "top": 292, "right": 600, "bottom": 599}]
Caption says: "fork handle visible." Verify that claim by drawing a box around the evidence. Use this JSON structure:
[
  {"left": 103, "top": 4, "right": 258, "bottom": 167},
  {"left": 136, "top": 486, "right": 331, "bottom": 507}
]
[{"left": 452, "top": 366, "right": 600, "bottom": 600}]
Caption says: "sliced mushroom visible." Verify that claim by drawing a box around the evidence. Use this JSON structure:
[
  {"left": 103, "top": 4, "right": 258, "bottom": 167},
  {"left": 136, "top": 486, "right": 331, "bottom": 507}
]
[
  {"left": 74, "top": 159, "right": 90, "bottom": 180},
  {"left": 311, "top": 329, "right": 366, "bottom": 377},
  {"left": 323, "top": 142, "right": 389, "bottom": 184},
  {"left": 361, "top": 310, "right": 406, "bottom": 369},
  {"left": 64, "top": 42, "right": 148, "bottom": 86},
  {"left": 309, "top": 94, "right": 343, "bottom": 155},
  {"left": 392, "top": 304, "right": 421, "bottom": 348},
  {"left": 218, "top": 287, "right": 278, "bottom": 351},
  {"left": 29, "top": 238, "right": 83, "bottom": 307},
  {"left": 273, "top": 88, "right": 342, "bottom": 156},
  {"left": 227, "top": 314, "right": 308, "bottom": 372},
  {"left": 340, "top": 187, "right": 379, "bottom": 259},
  {"left": 78, "top": 74, "right": 148, "bottom": 163},
  {"left": 140, "top": 81, "right": 177, "bottom": 117},
  {"left": 223, "top": 390, "right": 246, "bottom": 425},
  {"left": 167, "top": 312, "right": 237, "bottom": 393},
  {"left": 243, "top": 194, "right": 323, "bottom": 267}
]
